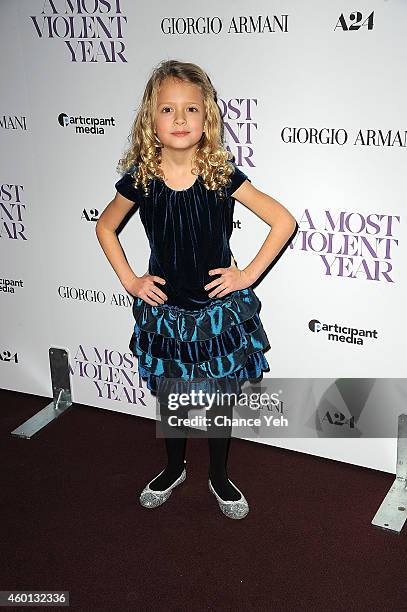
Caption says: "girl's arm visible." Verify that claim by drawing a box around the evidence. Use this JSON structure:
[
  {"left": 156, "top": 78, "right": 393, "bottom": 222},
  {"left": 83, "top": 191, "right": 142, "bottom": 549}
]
[
  {"left": 95, "top": 193, "right": 168, "bottom": 305},
  {"left": 231, "top": 181, "right": 297, "bottom": 283},
  {"left": 95, "top": 193, "right": 139, "bottom": 290}
]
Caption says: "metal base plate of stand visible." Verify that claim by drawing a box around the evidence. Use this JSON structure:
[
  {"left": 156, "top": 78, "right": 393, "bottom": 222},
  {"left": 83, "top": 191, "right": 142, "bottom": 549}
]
[
  {"left": 11, "top": 348, "right": 72, "bottom": 439},
  {"left": 372, "top": 414, "right": 407, "bottom": 534}
]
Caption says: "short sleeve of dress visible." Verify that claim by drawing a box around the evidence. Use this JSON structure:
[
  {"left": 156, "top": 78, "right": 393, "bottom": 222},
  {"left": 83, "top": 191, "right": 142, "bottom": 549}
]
[
  {"left": 226, "top": 161, "right": 251, "bottom": 197},
  {"left": 115, "top": 165, "right": 141, "bottom": 203}
]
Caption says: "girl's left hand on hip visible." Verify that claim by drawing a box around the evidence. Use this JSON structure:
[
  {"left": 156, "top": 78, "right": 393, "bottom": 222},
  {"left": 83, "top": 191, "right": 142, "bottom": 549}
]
[{"left": 204, "top": 260, "right": 252, "bottom": 298}]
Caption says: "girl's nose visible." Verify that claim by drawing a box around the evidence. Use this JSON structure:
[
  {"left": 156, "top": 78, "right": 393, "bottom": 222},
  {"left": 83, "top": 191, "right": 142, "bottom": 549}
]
[{"left": 174, "top": 112, "right": 186, "bottom": 123}]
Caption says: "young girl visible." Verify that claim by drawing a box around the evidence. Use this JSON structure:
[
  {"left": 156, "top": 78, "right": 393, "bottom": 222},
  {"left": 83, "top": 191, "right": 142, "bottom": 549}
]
[{"left": 96, "top": 59, "right": 297, "bottom": 520}]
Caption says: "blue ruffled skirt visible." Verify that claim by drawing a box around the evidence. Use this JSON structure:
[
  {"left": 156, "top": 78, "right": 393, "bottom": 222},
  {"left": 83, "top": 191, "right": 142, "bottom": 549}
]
[{"left": 128, "top": 287, "right": 271, "bottom": 396}]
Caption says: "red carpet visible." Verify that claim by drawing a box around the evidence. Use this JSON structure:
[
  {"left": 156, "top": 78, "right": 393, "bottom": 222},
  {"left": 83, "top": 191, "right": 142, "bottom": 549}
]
[{"left": 1, "top": 388, "right": 406, "bottom": 611}]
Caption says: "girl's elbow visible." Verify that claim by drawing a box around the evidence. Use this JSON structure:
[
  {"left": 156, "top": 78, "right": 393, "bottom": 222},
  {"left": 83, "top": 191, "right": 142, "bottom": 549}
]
[{"left": 95, "top": 218, "right": 110, "bottom": 234}]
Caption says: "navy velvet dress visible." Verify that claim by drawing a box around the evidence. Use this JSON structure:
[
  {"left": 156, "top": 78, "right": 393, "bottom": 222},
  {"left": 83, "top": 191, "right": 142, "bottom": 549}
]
[{"left": 115, "top": 160, "right": 271, "bottom": 397}]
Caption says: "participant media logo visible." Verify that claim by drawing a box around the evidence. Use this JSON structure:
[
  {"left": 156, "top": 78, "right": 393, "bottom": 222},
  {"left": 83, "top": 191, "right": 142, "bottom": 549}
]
[
  {"left": 309, "top": 319, "right": 378, "bottom": 345},
  {"left": 58, "top": 112, "right": 115, "bottom": 134}
]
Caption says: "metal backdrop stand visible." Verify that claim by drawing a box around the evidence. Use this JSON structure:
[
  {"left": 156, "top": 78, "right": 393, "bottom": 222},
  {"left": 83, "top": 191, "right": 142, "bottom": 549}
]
[
  {"left": 372, "top": 414, "right": 407, "bottom": 534},
  {"left": 11, "top": 348, "right": 72, "bottom": 439}
]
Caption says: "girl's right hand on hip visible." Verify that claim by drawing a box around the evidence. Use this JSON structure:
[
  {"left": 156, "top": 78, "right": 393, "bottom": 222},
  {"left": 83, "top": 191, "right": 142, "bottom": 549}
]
[{"left": 131, "top": 272, "right": 168, "bottom": 306}]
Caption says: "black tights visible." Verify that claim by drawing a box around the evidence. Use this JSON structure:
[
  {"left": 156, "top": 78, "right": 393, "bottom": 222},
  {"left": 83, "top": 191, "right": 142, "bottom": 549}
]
[{"left": 148, "top": 395, "right": 242, "bottom": 501}]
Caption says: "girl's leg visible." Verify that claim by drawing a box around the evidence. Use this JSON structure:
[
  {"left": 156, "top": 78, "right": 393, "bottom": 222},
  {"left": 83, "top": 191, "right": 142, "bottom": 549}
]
[
  {"left": 206, "top": 396, "right": 242, "bottom": 501},
  {"left": 149, "top": 398, "right": 188, "bottom": 491},
  {"left": 149, "top": 436, "right": 187, "bottom": 490}
]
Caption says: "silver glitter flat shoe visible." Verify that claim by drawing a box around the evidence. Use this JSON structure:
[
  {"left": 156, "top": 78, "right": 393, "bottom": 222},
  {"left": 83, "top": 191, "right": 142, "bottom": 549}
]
[
  {"left": 139, "top": 460, "right": 186, "bottom": 509},
  {"left": 208, "top": 478, "right": 249, "bottom": 519}
]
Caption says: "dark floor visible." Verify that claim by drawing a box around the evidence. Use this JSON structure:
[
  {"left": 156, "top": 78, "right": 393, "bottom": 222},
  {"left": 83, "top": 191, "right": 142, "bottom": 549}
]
[{"left": 1, "top": 388, "right": 406, "bottom": 611}]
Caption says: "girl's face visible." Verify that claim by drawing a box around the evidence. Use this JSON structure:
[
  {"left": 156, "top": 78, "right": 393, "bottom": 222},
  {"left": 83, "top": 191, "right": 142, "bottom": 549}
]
[{"left": 154, "top": 77, "right": 205, "bottom": 153}]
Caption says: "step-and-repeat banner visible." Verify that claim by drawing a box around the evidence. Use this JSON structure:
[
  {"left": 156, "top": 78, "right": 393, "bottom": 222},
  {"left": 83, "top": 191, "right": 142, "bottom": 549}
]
[{"left": 1, "top": 1, "right": 406, "bottom": 473}]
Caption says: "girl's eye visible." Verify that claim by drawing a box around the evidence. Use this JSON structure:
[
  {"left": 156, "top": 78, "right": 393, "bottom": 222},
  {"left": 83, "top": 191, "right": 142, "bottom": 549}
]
[{"left": 161, "top": 107, "right": 199, "bottom": 112}]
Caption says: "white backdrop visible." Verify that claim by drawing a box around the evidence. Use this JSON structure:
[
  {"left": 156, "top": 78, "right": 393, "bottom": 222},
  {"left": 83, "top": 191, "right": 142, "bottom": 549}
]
[{"left": 1, "top": 0, "right": 406, "bottom": 473}]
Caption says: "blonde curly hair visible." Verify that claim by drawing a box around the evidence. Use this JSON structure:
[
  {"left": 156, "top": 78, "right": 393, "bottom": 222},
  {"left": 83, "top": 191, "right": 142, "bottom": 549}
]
[{"left": 116, "top": 59, "right": 236, "bottom": 198}]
